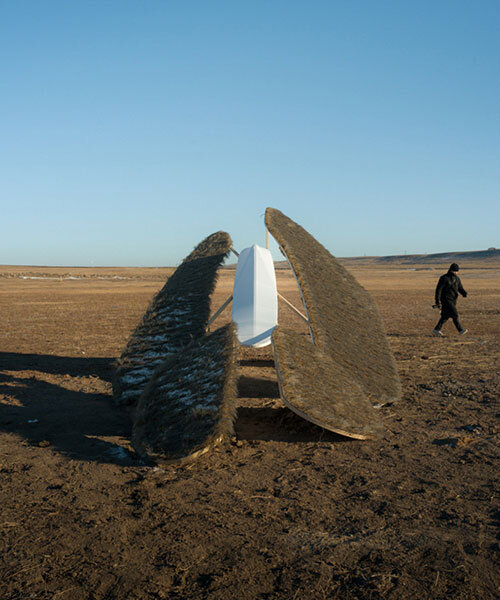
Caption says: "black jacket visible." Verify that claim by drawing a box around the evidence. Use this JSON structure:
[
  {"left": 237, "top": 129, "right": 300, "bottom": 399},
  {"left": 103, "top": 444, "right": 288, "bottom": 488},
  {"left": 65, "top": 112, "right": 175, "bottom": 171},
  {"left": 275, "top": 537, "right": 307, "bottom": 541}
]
[{"left": 435, "top": 271, "right": 467, "bottom": 305}]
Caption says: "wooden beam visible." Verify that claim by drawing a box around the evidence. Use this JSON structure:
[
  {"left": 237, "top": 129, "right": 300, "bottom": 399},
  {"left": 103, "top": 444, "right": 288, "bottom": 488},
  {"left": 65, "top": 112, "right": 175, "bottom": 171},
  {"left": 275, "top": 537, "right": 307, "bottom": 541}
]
[
  {"left": 207, "top": 295, "right": 233, "bottom": 330},
  {"left": 277, "top": 292, "right": 309, "bottom": 323}
]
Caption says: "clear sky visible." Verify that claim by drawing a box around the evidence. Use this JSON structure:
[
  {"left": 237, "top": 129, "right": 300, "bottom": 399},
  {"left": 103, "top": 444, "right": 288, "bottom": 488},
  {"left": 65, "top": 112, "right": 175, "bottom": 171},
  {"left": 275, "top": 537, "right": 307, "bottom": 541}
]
[{"left": 1, "top": 1, "right": 499, "bottom": 266}]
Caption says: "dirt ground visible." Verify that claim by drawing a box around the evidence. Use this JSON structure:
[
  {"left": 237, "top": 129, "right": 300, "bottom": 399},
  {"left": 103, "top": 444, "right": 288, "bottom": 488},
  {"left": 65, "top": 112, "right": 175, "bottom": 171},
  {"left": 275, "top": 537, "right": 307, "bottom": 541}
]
[{"left": 1, "top": 262, "right": 499, "bottom": 599}]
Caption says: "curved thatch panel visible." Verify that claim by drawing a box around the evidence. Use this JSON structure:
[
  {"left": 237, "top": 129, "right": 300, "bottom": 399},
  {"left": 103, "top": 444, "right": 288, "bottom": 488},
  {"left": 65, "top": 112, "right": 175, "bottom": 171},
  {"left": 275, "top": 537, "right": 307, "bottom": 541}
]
[
  {"left": 266, "top": 207, "right": 400, "bottom": 406},
  {"left": 113, "top": 231, "right": 232, "bottom": 407},
  {"left": 272, "top": 327, "right": 384, "bottom": 439},
  {"left": 132, "top": 324, "right": 238, "bottom": 464}
]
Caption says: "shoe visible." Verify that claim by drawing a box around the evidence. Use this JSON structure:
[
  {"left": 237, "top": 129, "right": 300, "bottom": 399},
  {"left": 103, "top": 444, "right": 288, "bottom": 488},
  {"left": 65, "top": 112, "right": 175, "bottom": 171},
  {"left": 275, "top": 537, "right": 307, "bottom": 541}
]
[
  {"left": 433, "top": 329, "right": 444, "bottom": 337},
  {"left": 459, "top": 329, "right": 468, "bottom": 335}
]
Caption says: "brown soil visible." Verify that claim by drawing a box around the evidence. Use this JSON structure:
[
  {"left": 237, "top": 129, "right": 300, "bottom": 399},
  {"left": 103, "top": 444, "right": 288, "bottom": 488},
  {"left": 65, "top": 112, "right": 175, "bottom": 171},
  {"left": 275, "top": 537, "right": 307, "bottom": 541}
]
[{"left": 1, "top": 263, "right": 499, "bottom": 599}]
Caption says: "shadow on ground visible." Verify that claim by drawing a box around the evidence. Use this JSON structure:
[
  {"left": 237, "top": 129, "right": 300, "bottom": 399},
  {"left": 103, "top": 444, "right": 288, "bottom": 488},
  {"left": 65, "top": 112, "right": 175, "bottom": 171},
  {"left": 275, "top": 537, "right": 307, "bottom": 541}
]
[
  {"left": 0, "top": 352, "right": 349, "bottom": 464},
  {"left": 0, "top": 352, "right": 137, "bottom": 466},
  {"left": 0, "top": 351, "right": 114, "bottom": 381},
  {"left": 235, "top": 406, "right": 348, "bottom": 443}
]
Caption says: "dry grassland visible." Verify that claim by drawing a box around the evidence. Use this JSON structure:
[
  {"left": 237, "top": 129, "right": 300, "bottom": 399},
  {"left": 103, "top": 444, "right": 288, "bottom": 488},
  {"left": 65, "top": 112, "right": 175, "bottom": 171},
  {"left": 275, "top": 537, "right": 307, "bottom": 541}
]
[{"left": 0, "top": 262, "right": 499, "bottom": 599}]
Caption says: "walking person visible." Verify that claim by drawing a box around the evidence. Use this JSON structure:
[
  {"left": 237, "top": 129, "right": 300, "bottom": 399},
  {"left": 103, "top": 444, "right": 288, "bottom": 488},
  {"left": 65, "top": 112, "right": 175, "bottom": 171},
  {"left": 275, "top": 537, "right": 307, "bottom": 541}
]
[{"left": 433, "top": 263, "right": 468, "bottom": 336}]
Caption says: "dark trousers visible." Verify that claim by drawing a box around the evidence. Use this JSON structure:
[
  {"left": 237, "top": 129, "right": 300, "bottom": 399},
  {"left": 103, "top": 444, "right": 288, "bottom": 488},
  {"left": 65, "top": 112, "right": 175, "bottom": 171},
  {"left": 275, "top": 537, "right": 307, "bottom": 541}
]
[{"left": 435, "top": 301, "right": 463, "bottom": 332}]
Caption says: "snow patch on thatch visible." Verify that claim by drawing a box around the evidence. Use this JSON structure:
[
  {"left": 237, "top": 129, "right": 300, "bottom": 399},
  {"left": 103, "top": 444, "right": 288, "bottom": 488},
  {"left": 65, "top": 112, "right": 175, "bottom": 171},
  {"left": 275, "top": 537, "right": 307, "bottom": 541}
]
[
  {"left": 113, "top": 231, "right": 232, "bottom": 407},
  {"left": 132, "top": 324, "right": 238, "bottom": 465}
]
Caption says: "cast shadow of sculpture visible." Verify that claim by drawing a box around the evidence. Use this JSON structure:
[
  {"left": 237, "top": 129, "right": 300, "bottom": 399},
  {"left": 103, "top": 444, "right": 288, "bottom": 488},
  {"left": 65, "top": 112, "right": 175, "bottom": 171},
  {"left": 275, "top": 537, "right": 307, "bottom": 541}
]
[
  {"left": 0, "top": 351, "right": 113, "bottom": 381},
  {"left": 235, "top": 373, "right": 350, "bottom": 444},
  {"left": 0, "top": 352, "right": 352, "bottom": 464},
  {"left": 0, "top": 352, "right": 139, "bottom": 466}
]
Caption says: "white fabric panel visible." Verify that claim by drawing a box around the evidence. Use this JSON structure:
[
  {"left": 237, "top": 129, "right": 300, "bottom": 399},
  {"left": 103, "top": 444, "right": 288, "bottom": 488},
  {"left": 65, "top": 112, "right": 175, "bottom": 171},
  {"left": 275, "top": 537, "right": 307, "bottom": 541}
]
[{"left": 232, "top": 245, "right": 278, "bottom": 347}]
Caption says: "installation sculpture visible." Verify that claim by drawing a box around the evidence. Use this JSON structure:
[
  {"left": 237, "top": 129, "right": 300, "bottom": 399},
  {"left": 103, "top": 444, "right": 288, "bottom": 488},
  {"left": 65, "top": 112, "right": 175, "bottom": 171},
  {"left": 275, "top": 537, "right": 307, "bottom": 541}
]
[{"left": 113, "top": 208, "right": 401, "bottom": 464}]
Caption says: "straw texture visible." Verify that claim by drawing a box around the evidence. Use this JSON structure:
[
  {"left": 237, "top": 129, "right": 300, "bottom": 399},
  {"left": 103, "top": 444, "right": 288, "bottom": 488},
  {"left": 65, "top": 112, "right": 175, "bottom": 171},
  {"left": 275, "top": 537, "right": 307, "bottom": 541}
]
[
  {"left": 113, "top": 231, "right": 232, "bottom": 407},
  {"left": 132, "top": 324, "right": 238, "bottom": 464},
  {"left": 272, "top": 327, "right": 384, "bottom": 439},
  {"left": 266, "top": 208, "right": 400, "bottom": 406}
]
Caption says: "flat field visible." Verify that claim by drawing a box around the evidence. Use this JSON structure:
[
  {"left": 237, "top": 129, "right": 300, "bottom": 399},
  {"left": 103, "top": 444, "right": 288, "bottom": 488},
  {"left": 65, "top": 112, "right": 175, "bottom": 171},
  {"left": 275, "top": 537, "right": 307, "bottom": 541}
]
[{"left": 1, "top": 262, "right": 499, "bottom": 599}]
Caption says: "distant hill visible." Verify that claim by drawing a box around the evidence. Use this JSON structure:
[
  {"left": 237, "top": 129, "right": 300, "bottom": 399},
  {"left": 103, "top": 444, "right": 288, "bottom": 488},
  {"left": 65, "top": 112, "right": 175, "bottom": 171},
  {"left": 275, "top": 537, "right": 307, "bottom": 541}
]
[
  {"left": 333, "top": 248, "right": 499, "bottom": 267},
  {"left": 373, "top": 248, "right": 500, "bottom": 264},
  {"left": 224, "top": 248, "right": 500, "bottom": 269}
]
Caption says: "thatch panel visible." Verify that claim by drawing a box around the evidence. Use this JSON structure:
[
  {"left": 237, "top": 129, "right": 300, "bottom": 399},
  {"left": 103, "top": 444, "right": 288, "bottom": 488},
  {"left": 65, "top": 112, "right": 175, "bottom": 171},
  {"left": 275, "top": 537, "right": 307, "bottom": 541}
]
[
  {"left": 265, "top": 208, "right": 400, "bottom": 406},
  {"left": 132, "top": 324, "right": 238, "bottom": 464},
  {"left": 272, "top": 327, "right": 384, "bottom": 439},
  {"left": 113, "top": 231, "right": 232, "bottom": 407}
]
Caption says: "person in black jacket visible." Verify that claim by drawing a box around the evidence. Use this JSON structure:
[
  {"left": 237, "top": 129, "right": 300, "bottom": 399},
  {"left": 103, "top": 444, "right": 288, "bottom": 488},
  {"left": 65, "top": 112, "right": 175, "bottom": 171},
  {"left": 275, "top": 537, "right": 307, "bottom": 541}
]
[{"left": 433, "top": 263, "right": 468, "bottom": 336}]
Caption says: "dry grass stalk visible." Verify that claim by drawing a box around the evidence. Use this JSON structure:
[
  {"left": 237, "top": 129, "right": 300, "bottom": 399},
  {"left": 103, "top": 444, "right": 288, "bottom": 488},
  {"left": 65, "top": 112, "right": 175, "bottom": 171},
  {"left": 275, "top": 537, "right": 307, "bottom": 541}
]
[
  {"left": 113, "top": 231, "right": 232, "bottom": 407},
  {"left": 132, "top": 323, "right": 238, "bottom": 464},
  {"left": 265, "top": 207, "right": 401, "bottom": 407},
  {"left": 272, "top": 327, "right": 384, "bottom": 439}
]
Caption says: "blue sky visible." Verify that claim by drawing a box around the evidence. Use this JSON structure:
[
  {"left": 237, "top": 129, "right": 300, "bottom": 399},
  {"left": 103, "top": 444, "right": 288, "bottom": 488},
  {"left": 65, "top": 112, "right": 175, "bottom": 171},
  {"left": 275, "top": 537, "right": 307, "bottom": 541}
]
[{"left": 1, "top": 1, "right": 499, "bottom": 266}]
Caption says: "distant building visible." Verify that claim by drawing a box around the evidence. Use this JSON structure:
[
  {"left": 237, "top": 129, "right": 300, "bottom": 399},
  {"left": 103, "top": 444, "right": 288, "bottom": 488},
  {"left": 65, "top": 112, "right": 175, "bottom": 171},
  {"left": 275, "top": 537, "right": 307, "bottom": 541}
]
[{"left": 488, "top": 247, "right": 497, "bottom": 251}]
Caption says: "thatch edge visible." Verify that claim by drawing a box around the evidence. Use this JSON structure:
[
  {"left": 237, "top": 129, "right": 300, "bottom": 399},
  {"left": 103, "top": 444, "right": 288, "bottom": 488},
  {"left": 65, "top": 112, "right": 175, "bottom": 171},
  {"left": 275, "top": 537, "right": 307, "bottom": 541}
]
[
  {"left": 131, "top": 323, "right": 239, "bottom": 466},
  {"left": 271, "top": 330, "right": 384, "bottom": 440},
  {"left": 112, "top": 231, "right": 233, "bottom": 407},
  {"left": 265, "top": 207, "right": 401, "bottom": 406}
]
